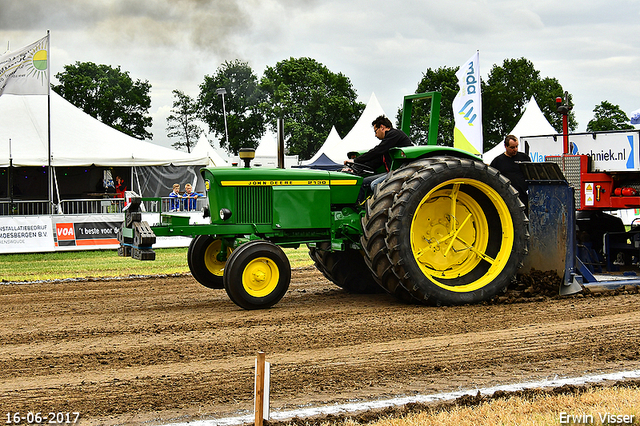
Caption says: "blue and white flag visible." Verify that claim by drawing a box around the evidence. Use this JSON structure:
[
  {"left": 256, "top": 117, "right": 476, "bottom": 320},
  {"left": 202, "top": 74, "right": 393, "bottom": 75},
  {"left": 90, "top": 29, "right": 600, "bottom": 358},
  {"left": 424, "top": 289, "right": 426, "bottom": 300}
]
[{"left": 453, "top": 51, "right": 482, "bottom": 155}]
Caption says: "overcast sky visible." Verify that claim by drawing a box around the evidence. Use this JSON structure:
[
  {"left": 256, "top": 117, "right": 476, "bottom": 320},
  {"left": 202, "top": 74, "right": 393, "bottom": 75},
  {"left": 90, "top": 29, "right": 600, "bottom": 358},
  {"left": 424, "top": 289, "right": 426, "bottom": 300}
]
[{"left": 2, "top": 0, "right": 639, "bottom": 152}]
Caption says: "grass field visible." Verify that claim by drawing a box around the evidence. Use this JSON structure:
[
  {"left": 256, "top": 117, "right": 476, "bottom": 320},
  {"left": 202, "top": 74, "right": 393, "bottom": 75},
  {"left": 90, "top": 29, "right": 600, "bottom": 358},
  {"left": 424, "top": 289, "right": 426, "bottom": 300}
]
[
  {"left": 0, "top": 247, "right": 313, "bottom": 282},
  {"left": 334, "top": 385, "right": 640, "bottom": 426}
]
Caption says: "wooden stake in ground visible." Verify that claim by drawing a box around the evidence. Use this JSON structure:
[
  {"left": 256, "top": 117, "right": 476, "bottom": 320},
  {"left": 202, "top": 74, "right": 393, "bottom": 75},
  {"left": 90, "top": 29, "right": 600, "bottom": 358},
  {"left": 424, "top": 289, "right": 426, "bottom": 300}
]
[{"left": 254, "top": 351, "right": 270, "bottom": 426}]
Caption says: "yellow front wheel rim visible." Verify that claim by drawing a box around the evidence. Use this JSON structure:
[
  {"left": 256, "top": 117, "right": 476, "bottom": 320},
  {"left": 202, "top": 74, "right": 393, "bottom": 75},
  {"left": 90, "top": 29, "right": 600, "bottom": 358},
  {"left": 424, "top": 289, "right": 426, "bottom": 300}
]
[
  {"left": 410, "top": 179, "right": 514, "bottom": 292},
  {"left": 242, "top": 257, "right": 280, "bottom": 297},
  {"left": 204, "top": 240, "right": 232, "bottom": 277}
]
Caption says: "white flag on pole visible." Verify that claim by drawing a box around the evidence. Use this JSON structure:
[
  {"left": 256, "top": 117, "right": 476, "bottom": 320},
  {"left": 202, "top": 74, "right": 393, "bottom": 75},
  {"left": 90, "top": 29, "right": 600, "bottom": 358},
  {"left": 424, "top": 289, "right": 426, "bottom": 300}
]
[
  {"left": 0, "top": 34, "right": 49, "bottom": 96},
  {"left": 453, "top": 51, "right": 482, "bottom": 155}
]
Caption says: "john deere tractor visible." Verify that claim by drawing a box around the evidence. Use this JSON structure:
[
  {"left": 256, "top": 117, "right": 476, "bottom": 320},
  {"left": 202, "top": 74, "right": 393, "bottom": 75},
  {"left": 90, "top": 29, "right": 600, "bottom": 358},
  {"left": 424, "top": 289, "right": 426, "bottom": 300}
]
[{"left": 119, "top": 92, "right": 528, "bottom": 309}]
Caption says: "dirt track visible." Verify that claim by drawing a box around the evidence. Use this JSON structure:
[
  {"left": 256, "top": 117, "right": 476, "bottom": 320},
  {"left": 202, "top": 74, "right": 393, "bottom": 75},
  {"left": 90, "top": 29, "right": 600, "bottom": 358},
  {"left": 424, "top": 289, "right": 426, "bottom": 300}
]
[{"left": 1, "top": 267, "right": 640, "bottom": 425}]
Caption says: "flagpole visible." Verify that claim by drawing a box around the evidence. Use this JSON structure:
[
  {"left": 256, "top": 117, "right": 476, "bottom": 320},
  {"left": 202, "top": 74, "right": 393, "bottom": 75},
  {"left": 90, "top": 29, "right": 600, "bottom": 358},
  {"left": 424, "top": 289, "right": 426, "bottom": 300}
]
[
  {"left": 9, "top": 138, "right": 15, "bottom": 214},
  {"left": 46, "top": 30, "right": 53, "bottom": 214}
]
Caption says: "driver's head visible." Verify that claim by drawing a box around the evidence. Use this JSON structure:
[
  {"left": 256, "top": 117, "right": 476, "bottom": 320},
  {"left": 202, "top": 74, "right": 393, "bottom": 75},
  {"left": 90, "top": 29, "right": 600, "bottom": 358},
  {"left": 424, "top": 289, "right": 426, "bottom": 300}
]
[{"left": 372, "top": 115, "right": 393, "bottom": 140}]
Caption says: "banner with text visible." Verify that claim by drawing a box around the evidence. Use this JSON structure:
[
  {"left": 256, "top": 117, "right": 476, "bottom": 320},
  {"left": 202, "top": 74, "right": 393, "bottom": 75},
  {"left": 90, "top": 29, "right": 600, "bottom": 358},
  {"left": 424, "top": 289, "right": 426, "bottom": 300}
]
[
  {"left": 52, "top": 216, "right": 122, "bottom": 248},
  {"left": 0, "top": 216, "right": 55, "bottom": 254}
]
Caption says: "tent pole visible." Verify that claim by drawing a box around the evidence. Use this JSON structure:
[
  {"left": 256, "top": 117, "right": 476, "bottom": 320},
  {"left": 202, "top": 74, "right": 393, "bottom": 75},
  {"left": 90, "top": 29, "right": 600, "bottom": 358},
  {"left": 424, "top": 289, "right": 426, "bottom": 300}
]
[
  {"left": 134, "top": 166, "right": 142, "bottom": 196},
  {"left": 52, "top": 167, "right": 62, "bottom": 214}
]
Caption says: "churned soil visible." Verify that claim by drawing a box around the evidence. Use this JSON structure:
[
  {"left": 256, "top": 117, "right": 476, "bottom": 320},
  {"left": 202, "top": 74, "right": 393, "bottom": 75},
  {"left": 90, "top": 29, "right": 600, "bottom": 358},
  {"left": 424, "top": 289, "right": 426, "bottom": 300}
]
[{"left": 1, "top": 266, "right": 639, "bottom": 425}]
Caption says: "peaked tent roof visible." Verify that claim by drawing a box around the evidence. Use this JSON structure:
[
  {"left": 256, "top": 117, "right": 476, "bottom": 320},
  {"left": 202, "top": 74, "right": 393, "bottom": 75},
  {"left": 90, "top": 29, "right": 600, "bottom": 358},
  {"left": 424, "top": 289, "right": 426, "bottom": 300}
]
[
  {"left": 482, "top": 96, "right": 557, "bottom": 164},
  {"left": 0, "top": 92, "right": 208, "bottom": 167},
  {"left": 302, "top": 93, "right": 387, "bottom": 164},
  {"left": 293, "top": 153, "right": 341, "bottom": 171},
  {"left": 321, "top": 92, "right": 387, "bottom": 163},
  {"left": 190, "top": 134, "right": 229, "bottom": 167},
  {"left": 302, "top": 126, "right": 342, "bottom": 165}
]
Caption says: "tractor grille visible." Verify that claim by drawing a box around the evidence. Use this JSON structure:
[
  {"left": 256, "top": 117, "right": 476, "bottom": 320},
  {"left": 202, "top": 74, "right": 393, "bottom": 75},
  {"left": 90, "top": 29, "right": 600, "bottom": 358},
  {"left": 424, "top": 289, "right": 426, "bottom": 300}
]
[{"left": 236, "top": 186, "right": 272, "bottom": 224}]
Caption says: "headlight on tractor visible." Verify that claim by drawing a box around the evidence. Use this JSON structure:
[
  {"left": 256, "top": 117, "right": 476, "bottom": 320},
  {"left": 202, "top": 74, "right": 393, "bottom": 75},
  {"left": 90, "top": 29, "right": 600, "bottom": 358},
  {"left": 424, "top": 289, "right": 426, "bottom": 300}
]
[{"left": 219, "top": 208, "right": 232, "bottom": 221}]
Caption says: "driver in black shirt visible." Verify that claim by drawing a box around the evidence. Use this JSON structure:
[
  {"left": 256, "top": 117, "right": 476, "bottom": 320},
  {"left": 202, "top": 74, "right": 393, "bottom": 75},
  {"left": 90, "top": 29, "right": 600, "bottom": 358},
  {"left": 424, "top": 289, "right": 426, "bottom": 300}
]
[{"left": 344, "top": 115, "right": 413, "bottom": 203}]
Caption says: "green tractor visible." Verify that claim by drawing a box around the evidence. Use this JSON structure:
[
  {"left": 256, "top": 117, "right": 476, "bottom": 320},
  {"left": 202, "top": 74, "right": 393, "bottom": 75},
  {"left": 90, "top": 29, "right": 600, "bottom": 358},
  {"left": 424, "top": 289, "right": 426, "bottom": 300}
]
[{"left": 119, "top": 92, "right": 528, "bottom": 309}]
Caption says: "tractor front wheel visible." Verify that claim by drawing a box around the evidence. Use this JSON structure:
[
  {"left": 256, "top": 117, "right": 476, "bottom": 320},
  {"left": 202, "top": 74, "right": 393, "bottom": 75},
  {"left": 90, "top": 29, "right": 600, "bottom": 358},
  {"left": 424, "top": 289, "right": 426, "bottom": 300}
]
[
  {"left": 224, "top": 240, "right": 291, "bottom": 310},
  {"left": 187, "top": 235, "right": 232, "bottom": 289}
]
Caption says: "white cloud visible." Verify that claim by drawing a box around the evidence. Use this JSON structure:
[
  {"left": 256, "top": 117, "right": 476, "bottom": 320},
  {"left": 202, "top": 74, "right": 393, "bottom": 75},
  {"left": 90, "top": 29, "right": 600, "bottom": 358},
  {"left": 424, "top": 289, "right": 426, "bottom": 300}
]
[{"left": 2, "top": 0, "right": 639, "bottom": 149}]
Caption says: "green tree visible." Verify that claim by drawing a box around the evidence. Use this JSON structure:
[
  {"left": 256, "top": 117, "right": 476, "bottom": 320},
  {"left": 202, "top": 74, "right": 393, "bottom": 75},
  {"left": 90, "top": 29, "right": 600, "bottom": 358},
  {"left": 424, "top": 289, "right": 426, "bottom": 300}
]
[
  {"left": 586, "top": 101, "right": 634, "bottom": 132},
  {"left": 401, "top": 66, "right": 459, "bottom": 146},
  {"left": 259, "top": 57, "right": 365, "bottom": 160},
  {"left": 52, "top": 62, "right": 152, "bottom": 140},
  {"left": 482, "top": 58, "right": 576, "bottom": 149},
  {"left": 166, "top": 90, "right": 203, "bottom": 153},
  {"left": 198, "top": 60, "right": 265, "bottom": 155}
]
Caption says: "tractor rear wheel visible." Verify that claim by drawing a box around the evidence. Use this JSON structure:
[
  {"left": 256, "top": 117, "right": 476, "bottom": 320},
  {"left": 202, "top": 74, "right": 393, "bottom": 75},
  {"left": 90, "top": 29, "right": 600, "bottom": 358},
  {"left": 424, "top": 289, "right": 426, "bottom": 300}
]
[
  {"left": 308, "top": 243, "right": 332, "bottom": 282},
  {"left": 224, "top": 240, "right": 291, "bottom": 310},
  {"left": 386, "top": 157, "right": 528, "bottom": 305},
  {"left": 361, "top": 159, "right": 439, "bottom": 301},
  {"left": 187, "top": 235, "right": 232, "bottom": 289},
  {"left": 308, "top": 243, "right": 381, "bottom": 294}
]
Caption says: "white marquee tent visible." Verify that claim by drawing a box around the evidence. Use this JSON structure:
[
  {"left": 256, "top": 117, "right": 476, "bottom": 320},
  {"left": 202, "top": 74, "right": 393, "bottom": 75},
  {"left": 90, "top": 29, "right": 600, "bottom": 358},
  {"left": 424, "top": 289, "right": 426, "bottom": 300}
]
[
  {"left": 190, "top": 134, "right": 229, "bottom": 167},
  {"left": 0, "top": 92, "right": 211, "bottom": 201},
  {"left": 0, "top": 92, "right": 209, "bottom": 167},
  {"left": 303, "top": 126, "right": 342, "bottom": 164},
  {"left": 482, "top": 96, "right": 557, "bottom": 164},
  {"left": 302, "top": 93, "right": 387, "bottom": 165}
]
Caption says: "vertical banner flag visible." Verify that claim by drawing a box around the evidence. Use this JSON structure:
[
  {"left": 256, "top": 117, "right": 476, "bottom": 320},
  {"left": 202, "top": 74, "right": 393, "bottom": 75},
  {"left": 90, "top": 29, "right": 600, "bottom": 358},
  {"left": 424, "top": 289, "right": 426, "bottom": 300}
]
[
  {"left": 453, "top": 51, "right": 482, "bottom": 155},
  {"left": 0, "top": 34, "right": 49, "bottom": 96}
]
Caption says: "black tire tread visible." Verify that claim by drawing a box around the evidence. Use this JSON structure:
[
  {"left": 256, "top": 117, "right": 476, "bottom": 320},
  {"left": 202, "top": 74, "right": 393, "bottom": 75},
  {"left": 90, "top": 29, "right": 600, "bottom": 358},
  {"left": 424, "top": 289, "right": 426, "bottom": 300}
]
[
  {"left": 385, "top": 157, "right": 528, "bottom": 305},
  {"left": 360, "top": 159, "right": 439, "bottom": 301}
]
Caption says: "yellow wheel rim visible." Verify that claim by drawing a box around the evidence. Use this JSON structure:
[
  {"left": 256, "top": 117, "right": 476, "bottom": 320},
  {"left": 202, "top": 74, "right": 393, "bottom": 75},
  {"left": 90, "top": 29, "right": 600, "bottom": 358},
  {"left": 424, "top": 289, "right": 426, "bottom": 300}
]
[
  {"left": 410, "top": 179, "right": 514, "bottom": 292},
  {"left": 242, "top": 257, "right": 280, "bottom": 297},
  {"left": 204, "top": 240, "right": 232, "bottom": 277}
]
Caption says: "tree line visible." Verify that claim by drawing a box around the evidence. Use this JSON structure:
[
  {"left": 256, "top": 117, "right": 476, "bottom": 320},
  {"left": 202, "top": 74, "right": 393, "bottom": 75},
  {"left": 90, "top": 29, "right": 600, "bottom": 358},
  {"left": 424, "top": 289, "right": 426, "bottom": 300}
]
[{"left": 52, "top": 57, "right": 635, "bottom": 161}]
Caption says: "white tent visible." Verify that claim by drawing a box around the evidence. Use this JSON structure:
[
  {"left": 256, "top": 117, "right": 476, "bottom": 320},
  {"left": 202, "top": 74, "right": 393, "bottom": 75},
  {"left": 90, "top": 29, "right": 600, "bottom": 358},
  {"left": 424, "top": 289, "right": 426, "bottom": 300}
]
[
  {"left": 0, "top": 92, "right": 209, "bottom": 167},
  {"left": 1, "top": 92, "right": 211, "bottom": 201},
  {"left": 302, "top": 126, "right": 342, "bottom": 165},
  {"left": 483, "top": 96, "right": 557, "bottom": 164},
  {"left": 251, "top": 130, "right": 299, "bottom": 168},
  {"left": 190, "top": 134, "right": 229, "bottom": 167},
  {"left": 304, "top": 93, "right": 387, "bottom": 164}
]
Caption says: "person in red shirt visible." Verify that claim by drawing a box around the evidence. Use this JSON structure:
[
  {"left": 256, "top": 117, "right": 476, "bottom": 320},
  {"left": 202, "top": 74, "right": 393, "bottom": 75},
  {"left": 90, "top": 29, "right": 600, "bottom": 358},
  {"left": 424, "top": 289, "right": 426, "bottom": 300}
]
[{"left": 115, "top": 176, "right": 127, "bottom": 199}]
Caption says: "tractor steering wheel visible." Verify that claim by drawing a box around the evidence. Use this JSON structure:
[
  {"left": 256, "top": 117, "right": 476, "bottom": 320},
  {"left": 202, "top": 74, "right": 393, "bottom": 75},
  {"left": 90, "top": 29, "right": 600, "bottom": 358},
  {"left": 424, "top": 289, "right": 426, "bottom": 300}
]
[{"left": 344, "top": 162, "right": 375, "bottom": 176}]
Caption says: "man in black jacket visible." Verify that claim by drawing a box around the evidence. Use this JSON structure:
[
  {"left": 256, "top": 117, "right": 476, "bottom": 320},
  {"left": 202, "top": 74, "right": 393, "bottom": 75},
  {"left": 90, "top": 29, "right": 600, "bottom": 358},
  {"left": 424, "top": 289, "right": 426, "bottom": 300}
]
[
  {"left": 344, "top": 115, "right": 413, "bottom": 203},
  {"left": 345, "top": 115, "right": 413, "bottom": 171},
  {"left": 490, "top": 134, "right": 531, "bottom": 206}
]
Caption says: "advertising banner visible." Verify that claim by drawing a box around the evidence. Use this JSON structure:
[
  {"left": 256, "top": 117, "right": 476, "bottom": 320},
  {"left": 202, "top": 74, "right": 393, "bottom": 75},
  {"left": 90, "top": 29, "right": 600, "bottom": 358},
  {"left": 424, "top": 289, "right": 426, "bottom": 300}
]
[
  {"left": 0, "top": 216, "right": 55, "bottom": 254},
  {"left": 523, "top": 130, "right": 640, "bottom": 172},
  {"left": 51, "top": 215, "right": 122, "bottom": 248},
  {"left": 0, "top": 213, "right": 200, "bottom": 254},
  {"left": 453, "top": 51, "right": 483, "bottom": 155}
]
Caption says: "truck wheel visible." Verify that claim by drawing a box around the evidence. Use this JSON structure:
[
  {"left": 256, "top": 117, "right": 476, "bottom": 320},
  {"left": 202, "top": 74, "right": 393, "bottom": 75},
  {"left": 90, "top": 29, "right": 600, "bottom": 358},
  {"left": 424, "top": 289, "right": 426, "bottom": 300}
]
[
  {"left": 308, "top": 243, "right": 381, "bottom": 294},
  {"left": 386, "top": 157, "right": 528, "bottom": 305},
  {"left": 187, "top": 235, "right": 232, "bottom": 289},
  {"left": 361, "top": 159, "right": 438, "bottom": 302},
  {"left": 223, "top": 240, "right": 291, "bottom": 310}
]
